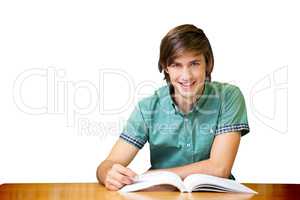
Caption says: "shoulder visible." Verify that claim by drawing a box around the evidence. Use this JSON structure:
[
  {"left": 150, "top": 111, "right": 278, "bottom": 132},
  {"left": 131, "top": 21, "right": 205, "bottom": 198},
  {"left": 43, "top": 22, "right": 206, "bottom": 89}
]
[
  {"left": 208, "top": 81, "right": 241, "bottom": 93},
  {"left": 207, "top": 81, "right": 244, "bottom": 99}
]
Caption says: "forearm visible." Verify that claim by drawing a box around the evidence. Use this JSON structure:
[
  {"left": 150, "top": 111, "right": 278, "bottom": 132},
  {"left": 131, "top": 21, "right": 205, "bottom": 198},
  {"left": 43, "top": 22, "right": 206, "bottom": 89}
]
[
  {"left": 154, "top": 133, "right": 241, "bottom": 179},
  {"left": 156, "top": 159, "right": 230, "bottom": 179},
  {"left": 97, "top": 160, "right": 115, "bottom": 184}
]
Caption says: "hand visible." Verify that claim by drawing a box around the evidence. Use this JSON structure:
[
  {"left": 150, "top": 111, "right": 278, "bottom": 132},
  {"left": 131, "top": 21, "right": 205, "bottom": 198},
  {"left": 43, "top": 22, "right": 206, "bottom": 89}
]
[{"left": 104, "top": 163, "right": 137, "bottom": 191}]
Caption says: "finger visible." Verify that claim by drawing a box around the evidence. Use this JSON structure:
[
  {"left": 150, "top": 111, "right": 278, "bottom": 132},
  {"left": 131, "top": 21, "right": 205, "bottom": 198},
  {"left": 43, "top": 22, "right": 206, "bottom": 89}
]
[
  {"left": 107, "top": 178, "right": 124, "bottom": 189},
  {"left": 111, "top": 172, "right": 133, "bottom": 185},
  {"left": 106, "top": 183, "right": 119, "bottom": 191},
  {"left": 108, "top": 167, "right": 134, "bottom": 185},
  {"left": 114, "top": 164, "right": 137, "bottom": 178}
]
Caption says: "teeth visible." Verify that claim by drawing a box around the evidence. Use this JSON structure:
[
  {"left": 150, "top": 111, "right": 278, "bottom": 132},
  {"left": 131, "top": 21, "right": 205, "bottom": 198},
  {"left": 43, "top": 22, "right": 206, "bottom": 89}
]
[{"left": 180, "top": 82, "right": 194, "bottom": 86}]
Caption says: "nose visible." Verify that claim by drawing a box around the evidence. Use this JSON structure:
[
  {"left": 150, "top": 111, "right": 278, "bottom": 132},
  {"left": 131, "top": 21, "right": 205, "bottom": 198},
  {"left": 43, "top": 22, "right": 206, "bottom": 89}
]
[{"left": 180, "top": 67, "right": 193, "bottom": 81}]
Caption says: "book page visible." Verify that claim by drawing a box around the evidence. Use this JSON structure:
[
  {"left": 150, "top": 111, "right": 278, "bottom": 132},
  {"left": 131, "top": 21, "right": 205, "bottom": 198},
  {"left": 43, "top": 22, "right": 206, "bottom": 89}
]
[
  {"left": 119, "top": 171, "right": 185, "bottom": 192},
  {"left": 183, "top": 174, "right": 257, "bottom": 193}
]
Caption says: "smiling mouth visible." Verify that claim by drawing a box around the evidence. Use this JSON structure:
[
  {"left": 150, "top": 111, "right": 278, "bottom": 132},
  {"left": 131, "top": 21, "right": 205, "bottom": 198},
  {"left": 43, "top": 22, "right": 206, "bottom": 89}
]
[{"left": 179, "top": 81, "right": 196, "bottom": 88}]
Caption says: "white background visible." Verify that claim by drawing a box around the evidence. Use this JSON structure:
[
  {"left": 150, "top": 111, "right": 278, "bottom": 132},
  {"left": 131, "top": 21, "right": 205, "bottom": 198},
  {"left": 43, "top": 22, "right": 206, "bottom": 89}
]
[{"left": 0, "top": 0, "right": 299, "bottom": 184}]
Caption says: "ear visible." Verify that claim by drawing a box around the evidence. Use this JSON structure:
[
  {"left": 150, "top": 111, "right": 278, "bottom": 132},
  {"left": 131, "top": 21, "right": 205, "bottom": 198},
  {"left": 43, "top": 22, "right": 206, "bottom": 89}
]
[{"left": 164, "top": 68, "right": 169, "bottom": 74}]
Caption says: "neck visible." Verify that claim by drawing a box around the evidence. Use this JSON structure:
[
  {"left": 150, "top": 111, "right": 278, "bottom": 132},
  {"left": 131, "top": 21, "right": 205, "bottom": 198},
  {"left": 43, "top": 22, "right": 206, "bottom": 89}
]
[
  {"left": 173, "top": 96, "right": 197, "bottom": 114},
  {"left": 172, "top": 86, "right": 204, "bottom": 114}
]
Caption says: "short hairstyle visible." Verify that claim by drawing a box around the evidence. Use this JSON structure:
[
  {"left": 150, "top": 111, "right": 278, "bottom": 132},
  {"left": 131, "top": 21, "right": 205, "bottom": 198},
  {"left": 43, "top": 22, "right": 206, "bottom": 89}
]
[{"left": 158, "top": 24, "right": 214, "bottom": 83}]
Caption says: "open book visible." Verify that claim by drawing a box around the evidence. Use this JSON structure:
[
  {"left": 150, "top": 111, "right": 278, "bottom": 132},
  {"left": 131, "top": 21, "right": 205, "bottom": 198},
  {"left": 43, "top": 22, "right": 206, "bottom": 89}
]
[{"left": 119, "top": 171, "right": 257, "bottom": 193}]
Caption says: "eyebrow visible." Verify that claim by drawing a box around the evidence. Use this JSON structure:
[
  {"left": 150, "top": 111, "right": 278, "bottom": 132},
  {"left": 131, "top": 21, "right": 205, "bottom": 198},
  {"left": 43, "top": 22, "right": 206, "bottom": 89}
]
[
  {"left": 173, "top": 59, "right": 202, "bottom": 65},
  {"left": 190, "top": 59, "right": 202, "bottom": 63}
]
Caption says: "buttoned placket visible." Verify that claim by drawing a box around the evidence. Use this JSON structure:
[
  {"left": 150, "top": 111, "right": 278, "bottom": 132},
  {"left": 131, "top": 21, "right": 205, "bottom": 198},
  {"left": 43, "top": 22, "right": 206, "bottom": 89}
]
[
  {"left": 183, "top": 114, "right": 194, "bottom": 162},
  {"left": 171, "top": 97, "right": 198, "bottom": 163}
]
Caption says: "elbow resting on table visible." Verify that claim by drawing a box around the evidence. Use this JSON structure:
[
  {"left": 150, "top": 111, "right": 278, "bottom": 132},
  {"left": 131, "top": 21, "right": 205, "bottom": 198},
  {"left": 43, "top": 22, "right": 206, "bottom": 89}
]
[
  {"left": 215, "top": 167, "right": 231, "bottom": 179},
  {"left": 208, "top": 159, "right": 232, "bottom": 179}
]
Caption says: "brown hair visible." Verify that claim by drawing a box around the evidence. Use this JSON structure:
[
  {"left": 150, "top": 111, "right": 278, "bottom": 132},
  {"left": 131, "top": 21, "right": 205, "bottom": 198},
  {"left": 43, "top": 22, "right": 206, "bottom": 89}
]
[{"left": 158, "top": 24, "right": 214, "bottom": 83}]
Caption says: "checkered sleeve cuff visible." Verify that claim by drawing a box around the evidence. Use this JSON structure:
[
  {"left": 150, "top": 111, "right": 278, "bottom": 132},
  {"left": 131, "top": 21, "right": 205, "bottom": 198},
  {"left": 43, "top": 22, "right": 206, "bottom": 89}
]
[
  {"left": 119, "top": 132, "right": 146, "bottom": 149},
  {"left": 215, "top": 123, "right": 250, "bottom": 136}
]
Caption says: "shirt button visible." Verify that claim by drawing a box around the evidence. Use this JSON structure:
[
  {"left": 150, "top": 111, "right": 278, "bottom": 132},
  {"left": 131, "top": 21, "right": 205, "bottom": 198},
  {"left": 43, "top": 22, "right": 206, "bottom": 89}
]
[
  {"left": 184, "top": 118, "right": 188, "bottom": 122},
  {"left": 186, "top": 143, "right": 191, "bottom": 147}
]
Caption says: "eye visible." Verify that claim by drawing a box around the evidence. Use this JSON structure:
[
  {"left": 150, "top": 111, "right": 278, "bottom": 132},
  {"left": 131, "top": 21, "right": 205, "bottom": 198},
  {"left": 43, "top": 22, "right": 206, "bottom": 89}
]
[
  {"left": 169, "top": 63, "right": 180, "bottom": 68},
  {"left": 191, "top": 62, "right": 200, "bottom": 67}
]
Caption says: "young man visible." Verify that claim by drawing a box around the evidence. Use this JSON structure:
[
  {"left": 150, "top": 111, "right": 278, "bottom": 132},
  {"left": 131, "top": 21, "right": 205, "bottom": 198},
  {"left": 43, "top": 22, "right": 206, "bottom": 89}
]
[{"left": 97, "top": 24, "right": 250, "bottom": 191}]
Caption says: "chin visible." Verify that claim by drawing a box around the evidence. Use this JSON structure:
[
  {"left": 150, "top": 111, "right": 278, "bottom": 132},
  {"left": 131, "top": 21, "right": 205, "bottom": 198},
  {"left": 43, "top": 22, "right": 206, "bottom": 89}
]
[
  {"left": 179, "top": 91, "right": 197, "bottom": 99},
  {"left": 175, "top": 88, "right": 196, "bottom": 98}
]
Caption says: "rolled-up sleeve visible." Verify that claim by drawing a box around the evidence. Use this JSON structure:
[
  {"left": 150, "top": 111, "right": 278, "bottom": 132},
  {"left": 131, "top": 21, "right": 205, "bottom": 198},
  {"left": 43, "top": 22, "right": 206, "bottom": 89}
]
[
  {"left": 215, "top": 85, "right": 250, "bottom": 136},
  {"left": 119, "top": 103, "right": 148, "bottom": 149}
]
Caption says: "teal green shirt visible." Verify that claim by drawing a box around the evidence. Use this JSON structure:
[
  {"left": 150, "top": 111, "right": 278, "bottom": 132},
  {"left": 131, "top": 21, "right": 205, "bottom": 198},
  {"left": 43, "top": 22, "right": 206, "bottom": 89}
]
[{"left": 120, "top": 81, "right": 249, "bottom": 179}]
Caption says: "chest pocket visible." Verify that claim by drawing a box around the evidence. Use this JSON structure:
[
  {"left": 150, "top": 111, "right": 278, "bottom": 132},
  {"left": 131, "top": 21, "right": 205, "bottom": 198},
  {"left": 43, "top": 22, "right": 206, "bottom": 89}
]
[{"left": 194, "top": 127, "right": 215, "bottom": 160}]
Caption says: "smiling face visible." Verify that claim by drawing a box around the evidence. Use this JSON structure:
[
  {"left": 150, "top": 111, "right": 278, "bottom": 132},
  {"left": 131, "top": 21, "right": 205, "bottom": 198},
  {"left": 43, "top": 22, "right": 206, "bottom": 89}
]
[{"left": 165, "top": 51, "right": 207, "bottom": 102}]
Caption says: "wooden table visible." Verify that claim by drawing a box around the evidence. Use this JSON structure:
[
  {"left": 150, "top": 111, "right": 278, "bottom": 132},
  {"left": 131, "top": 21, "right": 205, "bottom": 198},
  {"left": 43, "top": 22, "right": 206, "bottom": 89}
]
[{"left": 1, "top": 183, "right": 299, "bottom": 200}]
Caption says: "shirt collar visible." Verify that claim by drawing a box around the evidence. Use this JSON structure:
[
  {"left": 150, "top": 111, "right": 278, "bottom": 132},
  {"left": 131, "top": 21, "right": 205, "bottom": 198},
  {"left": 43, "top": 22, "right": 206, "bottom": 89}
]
[{"left": 158, "top": 80, "right": 210, "bottom": 115}]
